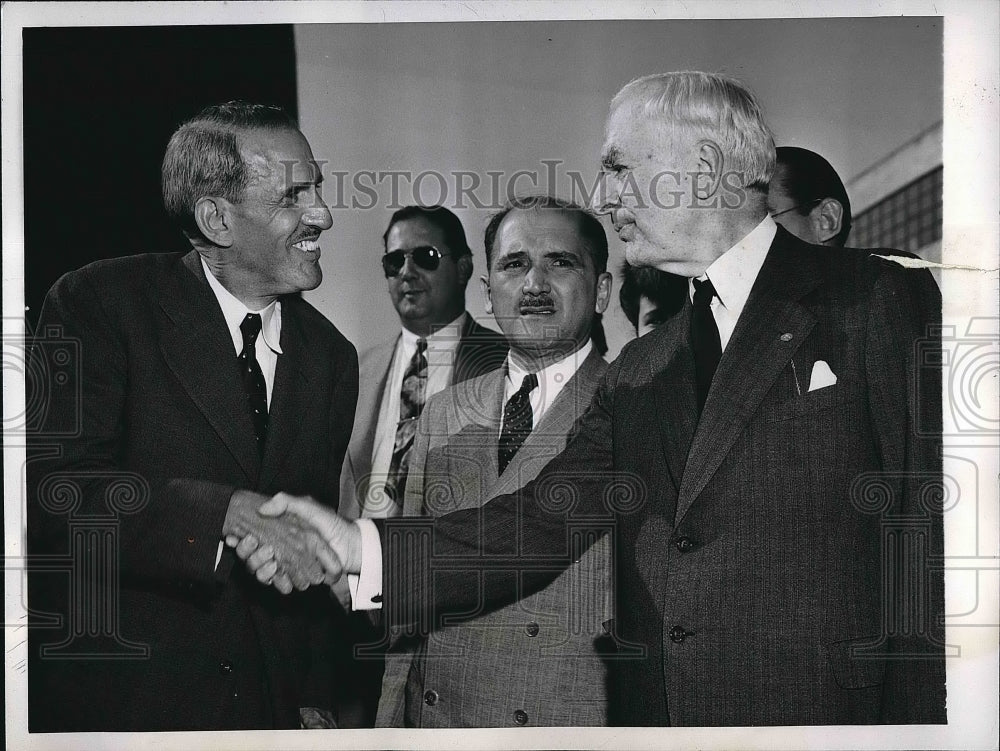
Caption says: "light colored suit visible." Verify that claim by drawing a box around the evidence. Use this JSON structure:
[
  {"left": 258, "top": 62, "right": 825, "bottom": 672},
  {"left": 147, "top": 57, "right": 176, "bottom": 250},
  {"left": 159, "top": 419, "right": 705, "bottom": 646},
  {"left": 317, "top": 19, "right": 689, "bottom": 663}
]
[
  {"left": 377, "top": 348, "right": 611, "bottom": 727},
  {"left": 338, "top": 316, "right": 506, "bottom": 520}
]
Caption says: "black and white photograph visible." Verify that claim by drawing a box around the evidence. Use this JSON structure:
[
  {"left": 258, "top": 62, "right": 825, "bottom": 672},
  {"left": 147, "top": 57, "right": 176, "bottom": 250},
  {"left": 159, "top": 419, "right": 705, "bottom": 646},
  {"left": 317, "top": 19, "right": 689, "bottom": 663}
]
[{"left": 2, "top": 2, "right": 997, "bottom": 749}]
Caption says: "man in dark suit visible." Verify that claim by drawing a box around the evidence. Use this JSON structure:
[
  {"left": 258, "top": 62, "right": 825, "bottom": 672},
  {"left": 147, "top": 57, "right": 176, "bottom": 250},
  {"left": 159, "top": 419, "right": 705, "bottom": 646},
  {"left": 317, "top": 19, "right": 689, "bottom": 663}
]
[
  {"left": 26, "top": 101, "right": 358, "bottom": 731},
  {"left": 377, "top": 196, "right": 613, "bottom": 727},
  {"left": 254, "top": 72, "right": 946, "bottom": 726}
]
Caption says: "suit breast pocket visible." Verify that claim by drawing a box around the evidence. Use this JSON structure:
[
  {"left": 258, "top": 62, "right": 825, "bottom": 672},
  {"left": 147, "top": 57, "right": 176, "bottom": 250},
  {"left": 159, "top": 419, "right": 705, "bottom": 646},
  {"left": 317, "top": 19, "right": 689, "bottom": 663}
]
[{"left": 768, "top": 379, "right": 863, "bottom": 422}]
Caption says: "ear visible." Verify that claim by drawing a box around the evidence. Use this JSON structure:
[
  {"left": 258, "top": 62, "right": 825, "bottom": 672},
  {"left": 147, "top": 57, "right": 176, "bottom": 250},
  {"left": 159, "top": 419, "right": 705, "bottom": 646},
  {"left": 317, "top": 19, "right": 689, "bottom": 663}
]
[
  {"left": 594, "top": 271, "right": 613, "bottom": 314},
  {"left": 194, "top": 196, "right": 234, "bottom": 248},
  {"left": 692, "top": 140, "right": 724, "bottom": 200},
  {"left": 456, "top": 253, "right": 474, "bottom": 286},
  {"left": 810, "top": 198, "right": 845, "bottom": 244},
  {"left": 479, "top": 274, "right": 493, "bottom": 315}
]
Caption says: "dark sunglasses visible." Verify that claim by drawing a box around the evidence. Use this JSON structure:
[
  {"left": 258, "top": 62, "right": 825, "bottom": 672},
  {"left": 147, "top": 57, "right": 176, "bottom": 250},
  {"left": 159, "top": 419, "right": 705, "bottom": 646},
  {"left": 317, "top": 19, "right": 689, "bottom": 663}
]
[{"left": 381, "top": 245, "right": 452, "bottom": 277}]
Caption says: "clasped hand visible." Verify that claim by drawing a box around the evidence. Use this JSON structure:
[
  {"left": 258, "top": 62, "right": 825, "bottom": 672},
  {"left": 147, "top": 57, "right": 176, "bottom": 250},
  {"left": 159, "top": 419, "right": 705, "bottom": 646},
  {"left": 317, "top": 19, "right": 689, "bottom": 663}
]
[{"left": 224, "top": 491, "right": 355, "bottom": 596}]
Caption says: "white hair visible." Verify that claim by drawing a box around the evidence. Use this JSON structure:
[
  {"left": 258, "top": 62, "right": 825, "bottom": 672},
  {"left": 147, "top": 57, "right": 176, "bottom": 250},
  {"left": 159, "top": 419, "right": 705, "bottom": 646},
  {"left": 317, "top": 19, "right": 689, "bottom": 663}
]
[{"left": 611, "top": 71, "right": 776, "bottom": 191}]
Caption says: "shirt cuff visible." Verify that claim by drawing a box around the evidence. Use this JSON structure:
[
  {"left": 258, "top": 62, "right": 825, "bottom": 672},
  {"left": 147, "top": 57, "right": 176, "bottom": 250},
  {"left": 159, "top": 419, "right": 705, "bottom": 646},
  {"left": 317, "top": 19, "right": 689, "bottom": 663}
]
[{"left": 346, "top": 518, "right": 383, "bottom": 610}]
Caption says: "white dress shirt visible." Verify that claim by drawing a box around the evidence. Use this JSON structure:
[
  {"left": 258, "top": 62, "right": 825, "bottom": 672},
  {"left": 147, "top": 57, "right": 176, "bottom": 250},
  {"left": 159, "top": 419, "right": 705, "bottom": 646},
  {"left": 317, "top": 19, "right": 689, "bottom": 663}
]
[
  {"left": 365, "top": 313, "right": 468, "bottom": 518},
  {"left": 690, "top": 215, "right": 776, "bottom": 352},
  {"left": 201, "top": 256, "right": 282, "bottom": 404},
  {"left": 502, "top": 340, "right": 594, "bottom": 435},
  {"left": 201, "top": 256, "right": 283, "bottom": 569}
]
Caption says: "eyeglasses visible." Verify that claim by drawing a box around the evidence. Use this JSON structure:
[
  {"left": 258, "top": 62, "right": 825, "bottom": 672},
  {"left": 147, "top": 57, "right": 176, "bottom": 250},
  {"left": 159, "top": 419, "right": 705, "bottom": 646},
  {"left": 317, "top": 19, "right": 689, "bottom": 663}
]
[
  {"left": 770, "top": 198, "right": 822, "bottom": 219},
  {"left": 381, "top": 246, "right": 453, "bottom": 277}
]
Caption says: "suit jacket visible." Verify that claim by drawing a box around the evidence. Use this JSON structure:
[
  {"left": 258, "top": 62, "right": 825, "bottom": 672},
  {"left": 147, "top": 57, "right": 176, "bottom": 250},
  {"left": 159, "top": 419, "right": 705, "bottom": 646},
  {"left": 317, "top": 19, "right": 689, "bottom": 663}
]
[
  {"left": 26, "top": 250, "right": 359, "bottom": 732},
  {"left": 338, "top": 315, "right": 507, "bottom": 519},
  {"left": 380, "top": 228, "right": 946, "bottom": 726},
  {"left": 377, "top": 349, "right": 611, "bottom": 727}
]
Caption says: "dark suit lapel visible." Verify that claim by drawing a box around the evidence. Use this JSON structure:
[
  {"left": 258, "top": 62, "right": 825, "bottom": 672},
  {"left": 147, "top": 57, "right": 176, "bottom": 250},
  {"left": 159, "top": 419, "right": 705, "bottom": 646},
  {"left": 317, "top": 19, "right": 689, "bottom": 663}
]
[
  {"left": 675, "top": 230, "right": 820, "bottom": 524},
  {"left": 649, "top": 300, "right": 699, "bottom": 494},
  {"left": 260, "top": 299, "right": 311, "bottom": 489},
  {"left": 153, "top": 251, "right": 259, "bottom": 482}
]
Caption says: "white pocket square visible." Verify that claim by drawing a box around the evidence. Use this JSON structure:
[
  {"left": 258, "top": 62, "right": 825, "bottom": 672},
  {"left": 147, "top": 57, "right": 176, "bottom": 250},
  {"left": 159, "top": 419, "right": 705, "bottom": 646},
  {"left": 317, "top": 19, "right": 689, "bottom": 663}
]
[{"left": 808, "top": 360, "right": 838, "bottom": 392}]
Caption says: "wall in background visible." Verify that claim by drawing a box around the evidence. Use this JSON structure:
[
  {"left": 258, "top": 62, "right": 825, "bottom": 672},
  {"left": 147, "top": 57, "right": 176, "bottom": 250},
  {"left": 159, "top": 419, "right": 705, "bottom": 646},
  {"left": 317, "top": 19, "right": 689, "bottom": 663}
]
[
  {"left": 294, "top": 17, "right": 942, "bottom": 358},
  {"left": 22, "top": 25, "right": 299, "bottom": 328}
]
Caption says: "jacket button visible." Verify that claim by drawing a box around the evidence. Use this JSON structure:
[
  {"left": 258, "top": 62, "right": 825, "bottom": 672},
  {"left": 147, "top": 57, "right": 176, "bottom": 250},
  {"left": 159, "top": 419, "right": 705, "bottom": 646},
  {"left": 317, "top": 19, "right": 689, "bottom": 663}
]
[
  {"left": 674, "top": 536, "right": 694, "bottom": 552},
  {"left": 525, "top": 622, "right": 540, "bottom": 637},
  {"left": 513, "top": 709, "right": 528, "bottom": 725},
  {"left": 424, "top": 690, "right": 438, "bottom": 706},
  {"left": 219, "top": 659, "right": 233, "bottom": 674},
  {"left": 669, "top": 625, "right": 689, "bottom": 643}
]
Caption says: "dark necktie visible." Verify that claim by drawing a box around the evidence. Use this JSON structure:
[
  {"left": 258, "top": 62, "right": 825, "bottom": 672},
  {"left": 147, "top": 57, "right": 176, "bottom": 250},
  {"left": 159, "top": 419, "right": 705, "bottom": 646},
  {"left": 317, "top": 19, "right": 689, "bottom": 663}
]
[
  {"left": 691, "top": 278, "right": 722, "bottom": 413},
  {"left": 238, "top": 313, "right": 269, "bottom": 456},
  {"left": 498, "top": 373, "right": 538, "bottom": 475},
  {"left": 383, "top": 338, "right": 428, "bottom": 512}
]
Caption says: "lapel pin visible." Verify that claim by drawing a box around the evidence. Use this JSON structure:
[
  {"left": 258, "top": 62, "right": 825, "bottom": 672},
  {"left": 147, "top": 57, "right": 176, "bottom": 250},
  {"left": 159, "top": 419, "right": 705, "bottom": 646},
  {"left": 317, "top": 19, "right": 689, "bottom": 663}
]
[{"left": 780, "top": 333, "right": 793, "bottom": 342}]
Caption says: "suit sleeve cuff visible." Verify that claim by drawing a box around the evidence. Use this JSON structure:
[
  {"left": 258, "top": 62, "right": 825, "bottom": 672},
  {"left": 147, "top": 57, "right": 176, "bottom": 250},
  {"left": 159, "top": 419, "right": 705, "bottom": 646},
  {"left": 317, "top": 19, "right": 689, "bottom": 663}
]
[{"left": 346, "top": 518, "right": 383, "bottom": 610}]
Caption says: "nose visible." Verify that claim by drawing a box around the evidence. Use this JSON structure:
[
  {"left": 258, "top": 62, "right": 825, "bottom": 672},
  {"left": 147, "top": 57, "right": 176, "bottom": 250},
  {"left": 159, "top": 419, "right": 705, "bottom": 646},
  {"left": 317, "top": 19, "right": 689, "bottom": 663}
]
[
  {"left": 398, "top": 253, "right": 420, "bottom": 280},
  {"left": 590, "top": 171, "right": 620, "bottom": 215},
  {"left": 303, "top": 197, "right": 333, "bottom": 231},
  {"left": 522, "top": 265, "right": 549, "bottom": 294}
]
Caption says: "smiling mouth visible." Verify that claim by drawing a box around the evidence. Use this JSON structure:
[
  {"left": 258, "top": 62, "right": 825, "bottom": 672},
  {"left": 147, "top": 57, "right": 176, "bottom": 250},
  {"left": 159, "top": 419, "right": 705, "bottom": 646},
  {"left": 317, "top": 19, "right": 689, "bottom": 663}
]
[{"left": 292, "top": 237, "right": 321, "bottom": 253}]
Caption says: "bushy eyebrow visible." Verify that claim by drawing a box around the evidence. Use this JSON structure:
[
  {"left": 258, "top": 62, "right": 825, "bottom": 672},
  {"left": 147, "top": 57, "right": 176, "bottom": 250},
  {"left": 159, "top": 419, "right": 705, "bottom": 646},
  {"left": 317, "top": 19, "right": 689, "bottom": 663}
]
[
  {"left": 495, "top": 249, "right": 528, "bottom": 264},
  {"left": 601, "top": 146, "right": 623, "bottom": 170}
]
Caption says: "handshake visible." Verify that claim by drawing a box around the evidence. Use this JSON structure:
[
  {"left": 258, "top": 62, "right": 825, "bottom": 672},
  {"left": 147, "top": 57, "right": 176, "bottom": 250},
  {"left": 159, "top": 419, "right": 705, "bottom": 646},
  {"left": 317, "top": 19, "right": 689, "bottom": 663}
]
[{"left": 222, "top": 491, "right": 362, "bottom": 595}]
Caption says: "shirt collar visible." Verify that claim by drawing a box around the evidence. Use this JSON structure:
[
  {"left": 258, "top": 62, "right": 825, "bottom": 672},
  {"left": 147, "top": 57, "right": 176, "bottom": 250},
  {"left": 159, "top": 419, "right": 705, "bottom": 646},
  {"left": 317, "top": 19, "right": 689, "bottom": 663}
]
[
  {"left": 693, "top": 214, "right": 777, "bottom": 316},
  {"left": 201, "top": 255, "right": 283, "bottom": 355},
  {"left": 506, "top": 340, "right": 593, "bottom": 391},
  {"left": 400, "top": 311, "right": 468, "bottom": 353}
]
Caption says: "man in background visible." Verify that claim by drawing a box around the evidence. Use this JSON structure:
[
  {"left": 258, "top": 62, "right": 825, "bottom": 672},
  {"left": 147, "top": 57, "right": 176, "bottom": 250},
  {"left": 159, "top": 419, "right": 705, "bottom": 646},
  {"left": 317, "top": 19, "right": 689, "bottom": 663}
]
[
  {"left": 618, "top": 262, "right": 687, "bottom": 336},
  {"left": 339, "top": 205, "right": 508, "bottom": 521},
  {"left": 336, "top": 204, "right": 507, "bottom": 725},
  {"left": 377, "top": 196, "right": 613, "bottom": 727},
  {"left": 27, "top": 101, "right": 357, "bottom": 731},
  {"left": 768, "top": 145, "right": 852, "bottom": 246}
]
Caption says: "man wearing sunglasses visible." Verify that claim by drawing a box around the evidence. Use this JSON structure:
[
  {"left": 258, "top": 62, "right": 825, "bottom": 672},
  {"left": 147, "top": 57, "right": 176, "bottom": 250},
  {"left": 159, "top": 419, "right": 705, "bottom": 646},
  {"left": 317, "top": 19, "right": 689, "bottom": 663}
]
[
  {"left": 335, "top": 204, "right": 506, "bottom": 725},
  {"left": 375, "top": 196, "right": 613, "bottom": 727}
]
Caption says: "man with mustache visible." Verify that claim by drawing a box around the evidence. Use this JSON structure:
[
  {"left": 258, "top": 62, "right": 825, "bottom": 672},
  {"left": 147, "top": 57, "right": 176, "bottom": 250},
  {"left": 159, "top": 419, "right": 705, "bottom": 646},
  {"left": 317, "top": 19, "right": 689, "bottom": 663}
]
[
  {"left": 26, "top": 101, "right": 357, "bottom": 731},
  {"left": 375, "top": 195, "right": 613, "bottom": 727},
  {"left": 335, "top": 205, "right": 507, "bottom": 725},
  {"left": 252, "top": 71, "right": 945, "bottom": 726}
]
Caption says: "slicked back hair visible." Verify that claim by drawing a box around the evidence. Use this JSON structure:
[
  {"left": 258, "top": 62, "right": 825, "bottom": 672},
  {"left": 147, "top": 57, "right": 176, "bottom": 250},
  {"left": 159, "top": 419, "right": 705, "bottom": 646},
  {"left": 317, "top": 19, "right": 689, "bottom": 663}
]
[
  {"left": 161, "top": 101, "right": 298, "bottom": 237},
  {"left": 381, "top": 205, "right": 472, "bottom": 257},
  {"left": 483, "top": 194, "right": 608, "bottom": 273},
  {"left": 483, "top": 194, "right": 610, "bottom": 356},
  {"left": 774, "top": 146, "right": 853, "bottom": 247}
]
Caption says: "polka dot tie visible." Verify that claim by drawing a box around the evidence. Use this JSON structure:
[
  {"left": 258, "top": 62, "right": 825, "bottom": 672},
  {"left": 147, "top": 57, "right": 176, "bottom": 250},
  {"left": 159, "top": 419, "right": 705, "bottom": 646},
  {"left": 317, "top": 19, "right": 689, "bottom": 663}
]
[
  {"left": 498, "top": 373, "right": 538, "bottom": 475},
  {"left": 238, "top": 313, "right": 269, "bottom": 457}
]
